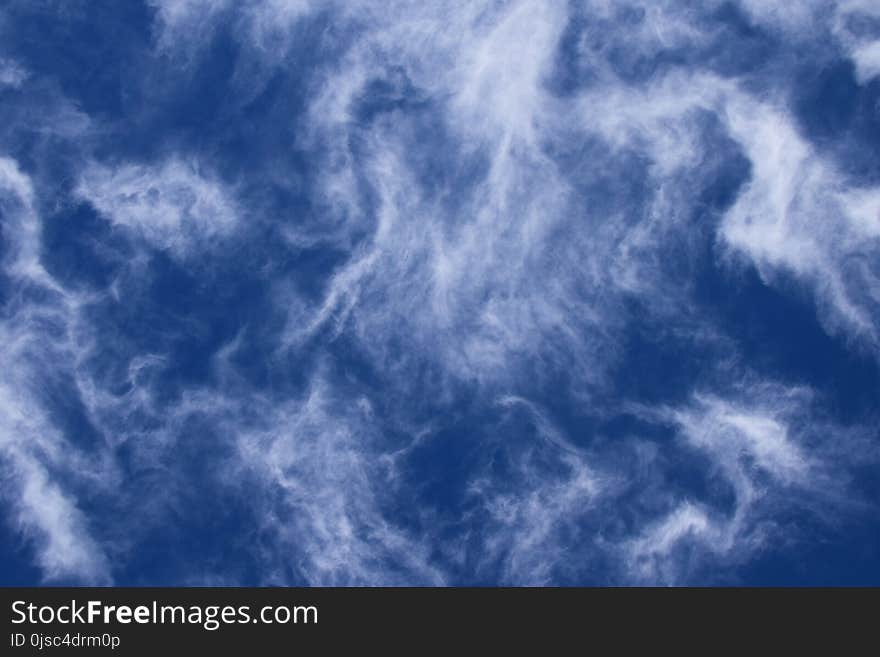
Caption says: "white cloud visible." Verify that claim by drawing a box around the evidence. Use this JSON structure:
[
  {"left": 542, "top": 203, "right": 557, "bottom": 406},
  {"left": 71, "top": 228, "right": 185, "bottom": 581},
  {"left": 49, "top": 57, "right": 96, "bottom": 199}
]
[
  {"left": 147, "top": 0, "right": 231, "bottom": 54},
  {"left": 851, "top": 41, "right": 880, "bottom": 82},
  {"left": 0, "top": 158, "right": 114, "bottom": 582},
  {"left": 76, "top": 158, "right": 240, "bottom": 258},
  {"left": 473, "top": 461, "right": 598, "bottom": 585},
  {"left": 0, "top": 342, "right": 113, "bottom": 585},
  {"left": 738, "top": 0, "right": 828, "bottom": 34},
  {"left": 0, "top": 156, "right": 56, "bottom": 287},
  {"left": 0, "top": 58, "right": 27, "bottom": 88},
  {"left": 284, "top": 2, "right": 641, "bottom": 392},
  {"left": 244, "top": 0, "right": 314, "bottom": 51},
  {"left": 5, "top": 453, "right": 112, "bottom": 584},
  {"left": 234, "top": 376, "right": 445, "bottom": 585},
  {"left": 148, "top": 0, "right": 315, "bottom": 60},
  {"left": 833, "top": 1, "right": 880, "bottom": 83},
  {"left": 569, "top": 69, "right": 880, "bottom": 347},
  {"left": 116, "top": 0, "right": 880, "bottom": 584},
  {"left": 623, "top": 381, "right": 830, "bottom": 583},
  {"left": 454, "top": 396, "right": 602, "bottom": 584},
  {"left": 720, "top": 95, "right": 880, "bottom": 344},
  {"left": 626, "top": 502, "right": 724, "bottom": 583},
  {"left": 672, "top": 387, "right": 812, "bottom": 488},
  {"left": 4, "top": 0, "right": 879, "bottom": 586}
]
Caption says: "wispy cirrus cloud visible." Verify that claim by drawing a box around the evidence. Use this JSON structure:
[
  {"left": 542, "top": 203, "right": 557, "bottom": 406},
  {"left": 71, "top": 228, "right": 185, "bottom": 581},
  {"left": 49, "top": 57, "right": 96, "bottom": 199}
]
[
  {"left": 75, "top": 158, "right": 241, "bottom": 259},
  {"left": 0, "top": 158, "right": 113, "bottom": 584},
  {"left": 0, "top": 0, "right": 878, "bottom": 586}
]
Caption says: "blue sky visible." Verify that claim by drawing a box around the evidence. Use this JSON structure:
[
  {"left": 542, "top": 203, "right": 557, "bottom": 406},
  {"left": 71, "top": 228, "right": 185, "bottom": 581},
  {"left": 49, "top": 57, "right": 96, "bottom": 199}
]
[{"left": 1, "top": 0, "right": 879, "bottom": 586}]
